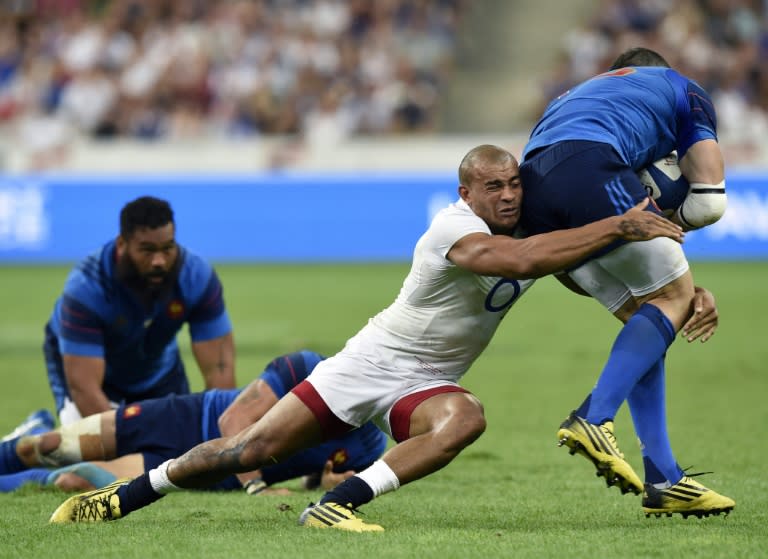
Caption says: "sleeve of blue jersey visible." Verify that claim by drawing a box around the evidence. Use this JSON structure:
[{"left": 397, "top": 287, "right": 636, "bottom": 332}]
[
  {"left": 670, "top": 71, "right": 718, "bottom": 158},
  {"left": 56, "top": 294, "right": 105, "bottom": 357},
  {"left": 182, "top": 253, "right": 232, "bottom": 341}
]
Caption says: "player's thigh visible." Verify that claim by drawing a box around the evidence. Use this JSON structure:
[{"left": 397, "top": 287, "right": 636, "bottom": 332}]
[
  {"left": 568, "top": 260, "right": 632, "bottom": 313},
  {"left": 597, "top": 237, "right": 689, "bottom": 298}
]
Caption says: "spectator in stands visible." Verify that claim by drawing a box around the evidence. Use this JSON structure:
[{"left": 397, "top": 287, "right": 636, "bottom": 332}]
[{"left": 0, "top": 0, "right": 464, "bottom": 158}]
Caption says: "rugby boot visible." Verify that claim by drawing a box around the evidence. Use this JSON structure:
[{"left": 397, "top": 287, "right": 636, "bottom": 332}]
[
  {"left": 49, "top": 478, "right": 129, "bottom": 523},
  {"left": 557, "top": 412, "right": 643, "bottom": 495},
  {"left": 299, "top": 502, "right": 384, "bottom": 532},
  {"left": 643, "top": 476, "right": 735, "bottom": 519}
]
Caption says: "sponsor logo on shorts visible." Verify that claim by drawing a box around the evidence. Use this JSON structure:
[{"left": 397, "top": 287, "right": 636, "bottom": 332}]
[
  {"left": 331, "top": 449, "right": 349, "bottom": 466},
  {"left": 123, "top": 404, "right": 141, "bottom": 418}
]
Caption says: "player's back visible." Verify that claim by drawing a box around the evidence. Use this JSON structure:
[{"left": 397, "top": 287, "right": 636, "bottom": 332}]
[{"left": 524, "top": 67, "right": 691, "bottom": 170}]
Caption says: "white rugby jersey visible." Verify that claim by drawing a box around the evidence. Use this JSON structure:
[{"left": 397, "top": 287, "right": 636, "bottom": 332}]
[{"left": 347, "top": 198, "right": 536, "bottom": 381}]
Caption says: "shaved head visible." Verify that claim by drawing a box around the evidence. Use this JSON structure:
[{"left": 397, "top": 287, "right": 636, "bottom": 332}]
[{"left": 458, "top": 145, "right": 516, "bottom": 185}]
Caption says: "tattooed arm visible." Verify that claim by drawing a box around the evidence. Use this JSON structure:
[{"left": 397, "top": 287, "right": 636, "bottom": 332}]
[{"left": 192, "top": 332, "right": 236, "bottom": 389}]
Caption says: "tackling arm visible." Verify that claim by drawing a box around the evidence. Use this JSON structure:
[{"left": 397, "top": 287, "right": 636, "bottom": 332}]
[
  {"left": 449, "top": 199, "right": 683, "bottom": 279},
  {"left": 191, "top": 332, "right": 236, "bottom": 389}
]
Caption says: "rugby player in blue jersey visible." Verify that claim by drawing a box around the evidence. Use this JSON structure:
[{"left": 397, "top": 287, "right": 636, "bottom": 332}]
[
  {"left": 43, "top": 196, "right": 236, "bottom": 425},
  {"left": 518, "top": 47, "right": 733, "bottom": 518},
  {"left": 0, "top": 351, "right": 386, "bottom": 495}
]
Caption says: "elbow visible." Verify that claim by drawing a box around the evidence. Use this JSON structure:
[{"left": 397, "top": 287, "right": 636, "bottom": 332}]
[{"left": 509, "top": 258, "right": 546, "bottom": 279}]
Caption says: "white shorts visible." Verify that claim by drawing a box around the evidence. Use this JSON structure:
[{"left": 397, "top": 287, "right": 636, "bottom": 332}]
[
  {"left": 305, "top": 332, "right": 464, "bottom": 440},
  {"left": 568, "top": 237, "right": 689, "bottom": 312}
]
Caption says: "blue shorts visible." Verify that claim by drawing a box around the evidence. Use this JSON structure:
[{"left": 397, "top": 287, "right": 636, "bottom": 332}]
[
  {"left": 115, "top": 393, "right": 239, "bottom": 490},
  {"left": 260, "top": 421, "right": 387, "bottom": 486},
  {"left": 519, "top": 140, "right": 660, "bottom": 260}
]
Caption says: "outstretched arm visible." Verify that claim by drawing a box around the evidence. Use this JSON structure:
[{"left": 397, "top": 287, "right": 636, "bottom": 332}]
[{"left": 449, "top": 199, "right": 684, "bottom": 279}]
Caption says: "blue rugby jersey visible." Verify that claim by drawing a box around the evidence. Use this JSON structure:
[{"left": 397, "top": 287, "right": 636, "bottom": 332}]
[
  {"left": 523, "top": 66, "right": 718, "bottom": 170},
  {"left": 46, "top": 240, "right": 231, "bottom": 402}
]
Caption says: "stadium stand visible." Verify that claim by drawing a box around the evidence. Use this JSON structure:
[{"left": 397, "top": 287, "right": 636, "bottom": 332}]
[
  {"left": 536, "top": 0, "right": 768, "bottom": 164},
  {"left": 0, "top": 1, "right": 464, "bottom": 147},
  {"left": 0, "top": 0, "right": 767, "bottom": 170}
]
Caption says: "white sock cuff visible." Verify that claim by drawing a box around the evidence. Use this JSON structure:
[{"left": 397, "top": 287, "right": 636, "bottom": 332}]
[
  {"left": 149, "top": 459, "right": 183, "bottom": 494},
  {"left": 356, "top": 459, "right": 400, "bottom": 498}
]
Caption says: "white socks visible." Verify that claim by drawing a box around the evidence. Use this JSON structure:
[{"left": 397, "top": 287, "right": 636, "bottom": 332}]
[
  {"left": 356, "top": 460, "right": 400, "bottom": 497},
  {"left": 148, "top": 460, "right": 183, "bottom": 494}
]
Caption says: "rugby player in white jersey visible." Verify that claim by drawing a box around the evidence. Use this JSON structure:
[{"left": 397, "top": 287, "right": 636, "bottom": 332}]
[{"left": 51, "top": 145, "right": 713, "bottom": 531}]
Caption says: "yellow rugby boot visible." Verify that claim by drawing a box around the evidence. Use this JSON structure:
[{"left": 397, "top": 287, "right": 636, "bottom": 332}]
[
  {"left": 557, "top": 412, "right": 643, "bottom": 495},
  {"left": 298, "top": 502, "right": 384, "bottom": 532},
  {"left": 643, "top": 476, "right": 735, "bottom": 519},
  {"left": 49, "top": 478, "right": 130, "bottom": 523}
]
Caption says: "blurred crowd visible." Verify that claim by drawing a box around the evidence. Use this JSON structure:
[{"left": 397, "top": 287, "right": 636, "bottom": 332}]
[
  {"left": 538, "top": 0, "right": 768, "bottom": 163},
  {"left": 1, "top": 0, "right": 766, "bottom": 170},
  {"left": 0, "top": 0, "right": 463, "bottom": 167}
]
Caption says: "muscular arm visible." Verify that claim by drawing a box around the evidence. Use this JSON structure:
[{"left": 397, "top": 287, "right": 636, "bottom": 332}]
[
  {"left": 217, "top": 379, "right": 279, "bottom": 488},
  {"left": 679, "top": 139, "right": 724, "bottom": 184},
  {"left": 449, "top": 200, "right": 683, "bottom": 279},
  {"left": 62, "top": 354, "right": 111, "bottom": 417},
  {"left": 191, "top": 332, "right": 236, "bottom": 389},
  {"left": 218, "top": 379, "right": 279, "bottom": 437}
]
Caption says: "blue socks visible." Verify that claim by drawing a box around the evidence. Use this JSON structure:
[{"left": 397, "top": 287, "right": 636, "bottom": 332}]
[
  {"left": 0, "top": 468, "right": 50, "bottom": 492},
  {"left": 47, "top": 463, "right": 118, "bottom": 488},
  {"left": 585, "top": 304, "right": 675, "bottom": 425},
  {"left": 628, "top": 359, "right": 684, "bottom": 485},
  {"left": 319, "top": 476, "right": 374, "bottom": 509},
  {"left": 0, "top": 437, "right": 25, "bottom": 475},
  {"left": 577, "top": 303, "right": 683, "bottom": 485}
]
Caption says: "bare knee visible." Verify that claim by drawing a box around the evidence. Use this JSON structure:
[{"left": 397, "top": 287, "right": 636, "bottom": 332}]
[
  {"left": 16, "top": 432, "right": 62, "bottom": 467},
  {"left": 442, "top": 408, "right": 486, "bottom": 452}
]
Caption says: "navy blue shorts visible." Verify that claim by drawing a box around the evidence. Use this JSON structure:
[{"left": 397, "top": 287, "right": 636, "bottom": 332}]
[
  {"left": 115, "top": 393, "right": 206, "bottom": 470},
  {"left": 115, "top": 392, "right": 241, "bottom": 490},
  {"left": 519, "top": 140, "right": 660, "bottom": 234}
]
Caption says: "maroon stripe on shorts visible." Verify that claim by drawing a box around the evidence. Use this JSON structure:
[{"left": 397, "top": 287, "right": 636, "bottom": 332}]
[
  {"left": 292, "top": 380, "right": 356, "bottom": 440},
  {"left": 389, "top": 385, "right": 469, "bottom": 443}
]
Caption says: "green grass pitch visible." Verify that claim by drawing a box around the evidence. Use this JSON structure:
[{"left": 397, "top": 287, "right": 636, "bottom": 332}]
[{"left": 0, "top": 262, "right": 766, "bottom": 558}]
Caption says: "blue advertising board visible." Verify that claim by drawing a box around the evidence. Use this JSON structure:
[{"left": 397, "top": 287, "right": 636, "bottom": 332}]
[{"left": 0, "top": 171, "right": 765, "bottom": 263}]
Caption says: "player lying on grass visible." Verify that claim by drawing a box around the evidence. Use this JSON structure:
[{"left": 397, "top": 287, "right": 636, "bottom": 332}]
[
  {"left": 0, "top": 350, "right": 386, "bottom": 494},
  {"left": 48, "top": 145, "right": 717, "bottom": 531}
]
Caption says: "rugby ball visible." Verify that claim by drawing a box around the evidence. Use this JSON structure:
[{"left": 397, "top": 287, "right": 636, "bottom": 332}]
[{"left": 637, "top": 151, "right": 689, "bottom": 216}]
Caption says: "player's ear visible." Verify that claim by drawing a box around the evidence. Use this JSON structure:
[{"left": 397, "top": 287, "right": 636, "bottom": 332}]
[
  {"left": 458, "top": 184, "right": 470, "bottom": 202},
  {"left": 116, "top": 235, "right": 127, "bottom": 253}
]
